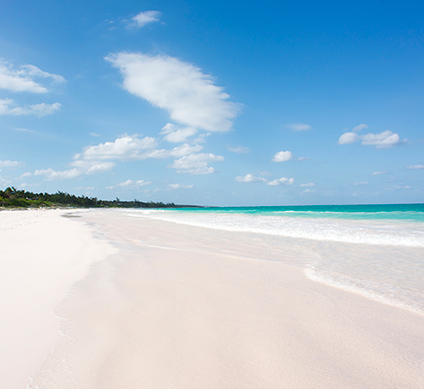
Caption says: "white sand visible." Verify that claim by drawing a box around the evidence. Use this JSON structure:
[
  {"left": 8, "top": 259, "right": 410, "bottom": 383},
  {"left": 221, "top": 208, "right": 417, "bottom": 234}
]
[
  {"left": 2, "top": 209, "right": 424, "bottom": 388},
  {"left": 0, "top": 210, "right": 116, "bottom": 389}
]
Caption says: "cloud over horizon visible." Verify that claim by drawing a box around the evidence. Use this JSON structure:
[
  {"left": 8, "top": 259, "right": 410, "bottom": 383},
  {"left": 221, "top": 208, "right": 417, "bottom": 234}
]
[
  {"left": 26, "top": 134, "right": 224, "bottom": 180},
  {"left": 235, "top": 173, "right": 294, "bottom": 186}
]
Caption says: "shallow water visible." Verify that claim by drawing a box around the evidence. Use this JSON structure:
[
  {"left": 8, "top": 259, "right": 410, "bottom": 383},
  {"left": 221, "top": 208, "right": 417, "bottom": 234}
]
[{"left": 127, "top": 206, "right": 424, "bottom": 314}]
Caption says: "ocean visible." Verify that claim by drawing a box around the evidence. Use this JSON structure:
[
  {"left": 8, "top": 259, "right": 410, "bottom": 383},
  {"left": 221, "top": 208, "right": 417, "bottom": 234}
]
[{"left": 127, "top": 203, "right": 424, "bottom": 314}]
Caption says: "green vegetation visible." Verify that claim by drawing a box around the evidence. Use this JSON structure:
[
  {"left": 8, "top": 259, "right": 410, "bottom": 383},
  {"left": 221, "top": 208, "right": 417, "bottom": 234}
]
[{"left": 0, "top": 187, "right": 190, "bottom": 209}]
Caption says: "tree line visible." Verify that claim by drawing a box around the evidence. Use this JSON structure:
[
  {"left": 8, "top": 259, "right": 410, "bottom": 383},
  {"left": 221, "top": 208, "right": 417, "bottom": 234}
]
[{"left": 0, "top": 187, "right": 187, "bottom": 209}]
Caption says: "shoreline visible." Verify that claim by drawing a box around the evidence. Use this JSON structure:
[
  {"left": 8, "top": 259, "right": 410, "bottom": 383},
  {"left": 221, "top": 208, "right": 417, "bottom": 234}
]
[
  {"left": 2, "top": 209, "right": 423, "bottom": 388},
  {"left": 0, "top": 209, "right": 116, "bottom": 389}
]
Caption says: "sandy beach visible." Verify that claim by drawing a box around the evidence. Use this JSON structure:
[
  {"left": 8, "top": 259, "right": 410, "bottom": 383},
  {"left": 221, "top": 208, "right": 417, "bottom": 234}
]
[{"left": 1, "top": 209, "right": 423, "bottom": 388}]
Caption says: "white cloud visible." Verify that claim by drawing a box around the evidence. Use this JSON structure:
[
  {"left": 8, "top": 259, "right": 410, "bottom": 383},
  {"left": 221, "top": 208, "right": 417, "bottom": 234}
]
[
  {"left": 372, "top": 171, "right": 387, "bottom": 175},
  {"left": 170, "top": 153, "right": 224, "bottom": 175},
  {"left": 407, "top": 164, "right": 424, "bottom": 169},
  {"left": 75, "top": 186, "right": 96, "bottom": 190},
  {"left": 33, "top": 160, "right": 116, "bottom": 181},
  {"left": 0, "top": 160, "right": 22, "bottom": 167},
  {"left": 168, "top": 183, "right": 194, "bottom": 189},
  {"left": 300, "top": 182, "right": 315, "bottom": 187},
  {"left": 235, "top": 174, "right": 267, "bottom": 183},
  {"left": 338, "top": 129, "right": 403, "bottom": 148},
  {"left": 77, "top": 134, "right": 158, "bottom": 161},
  {"left": 34, "top": 168, "right": 81, "bottom": 180},
  {"left": 108, "top": 179, "right": 151, "bottom": 189},
  {"left": 297, "top": 156, "right": 310, "bottom": 161},
  {"left": 352, "top": 124, "right": 368, "bottom": 132},
  {"left": 70, "top": 160, "right": 116, "bottom": 174},
  {"left": 106, "top": 52, "right": 240, "bottom": 133},
  {"left": 0, "top": 99, "right": 61, "bottom": 117},
  {"left": 235, "top": 174, "right": 294, "bottom": 186},
  {"left": 0, "top": 59, "right": 64, "bottom": 93},
  {"left": 161, "top": 123, "right": 197, "bottom": 143},
  {"left": 227, "top": 145, "right": 250, "bottom": 153},
  {"left": 170, "top": 143, "right": 203, "bottom": 157},
  {"left": 267, "top": 177, "right": 294, "bottom": 186},
  {"left": 361, "top": 130, "right": 401, "bottom": 148},
  {"left": 286, "top": 123, "right": 311, "bottom": 131},
  {"left": 30, "top": 133, "right": 217, "bottom": 181},
  {"left": 127, "top": 11, "right": 161, "bottom": 29},
  {"left": 338, "top": 131, "right": 360, "bottom": 145},
  {"left": 272, "top": 150, "right": 293, "bottom": 162}
]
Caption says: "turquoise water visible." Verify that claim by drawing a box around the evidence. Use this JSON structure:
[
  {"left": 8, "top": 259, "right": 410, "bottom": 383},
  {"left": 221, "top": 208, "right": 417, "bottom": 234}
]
[
  {"left": 129, "top": 205, "right": 424, "bottom": 313},
  {"left": 175, "top": 203, "right": 424, "bottom": 222}
]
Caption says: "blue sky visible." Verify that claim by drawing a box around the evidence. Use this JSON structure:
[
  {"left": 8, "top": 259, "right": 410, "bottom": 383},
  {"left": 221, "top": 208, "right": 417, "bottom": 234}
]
[{"left": 0, "top": 0, "right": 423, "bottom": 206}]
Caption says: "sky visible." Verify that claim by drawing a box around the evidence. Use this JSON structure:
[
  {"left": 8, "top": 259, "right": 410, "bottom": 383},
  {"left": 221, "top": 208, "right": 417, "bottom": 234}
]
[{"left": 0, "top": 0, "right": 423, "bottom": 206}]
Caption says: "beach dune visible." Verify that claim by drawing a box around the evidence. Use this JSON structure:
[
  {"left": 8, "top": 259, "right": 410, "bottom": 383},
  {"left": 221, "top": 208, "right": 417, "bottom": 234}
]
[{"left": 1, "top": 209, "right": 423, "bottom": 388}]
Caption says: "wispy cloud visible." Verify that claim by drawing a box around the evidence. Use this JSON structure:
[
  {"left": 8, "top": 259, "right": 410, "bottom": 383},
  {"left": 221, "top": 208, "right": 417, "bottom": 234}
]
[
  {"left": 385, "top": 185, "right": 412, "bottom": 191},
  {"left": 354, "top": 181, "right": 369, "bottom": 186},
  {"left": 126, "top": 11, "right": 161, "bottom": 29},
  {"left": 352, "top": 124, "right": 368, "bottom": 132},
  {"left": 227, "top": 145, "right": 250, "bottom": 153},
  {"left": 407, "top": 164, "right": 424, "bottom": 170},
  {"left": 372, "top": 171, "right": 387, "bottom": 175},
  {"left": 106, "top": 52, "right": 241, "bottom": 133},
  {"left": 14, "top": 127, "right": 38, "bottom": 134},
  {"left": 235, "top": 173, "right": 294, "bottom": 186},
  {"left": 0, "top": 59, "right": 65, "bottom": 93},
  {"left": 0, "top": 99, "right": 61, "bottom": 117},
  {"left": 168, "top": 183, "right": 194, "bottom": 189},
  {"left": 0, "top": 160, "right": 23, "bottom": 168},
  {"left": 300, "top": 182, "right": 315, "bottom": 187},
  {"left": 285, "top": 123, "right": 311, "bottom": 131},
  {"left": 272, "top": 150, "right": 293, "bottom": 162}
]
